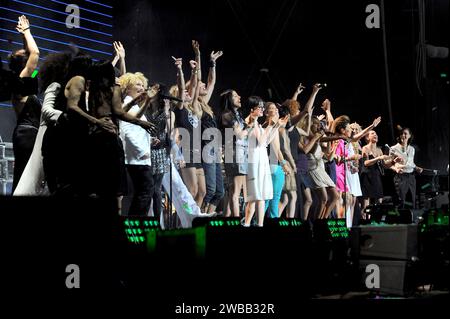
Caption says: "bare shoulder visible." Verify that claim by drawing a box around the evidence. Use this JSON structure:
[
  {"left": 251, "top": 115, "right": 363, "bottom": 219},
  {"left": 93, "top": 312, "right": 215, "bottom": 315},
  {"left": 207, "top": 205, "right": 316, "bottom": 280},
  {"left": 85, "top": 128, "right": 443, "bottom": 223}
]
[{"left": 66, "top": 76, "right": 85, "bottom": 88}]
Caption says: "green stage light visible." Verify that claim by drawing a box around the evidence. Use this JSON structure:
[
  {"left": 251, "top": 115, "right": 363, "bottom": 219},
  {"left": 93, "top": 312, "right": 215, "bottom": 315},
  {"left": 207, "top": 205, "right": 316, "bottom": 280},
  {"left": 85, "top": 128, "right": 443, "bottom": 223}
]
[{"left": 440, "top": 73, "right": 447, "bottom": 78}]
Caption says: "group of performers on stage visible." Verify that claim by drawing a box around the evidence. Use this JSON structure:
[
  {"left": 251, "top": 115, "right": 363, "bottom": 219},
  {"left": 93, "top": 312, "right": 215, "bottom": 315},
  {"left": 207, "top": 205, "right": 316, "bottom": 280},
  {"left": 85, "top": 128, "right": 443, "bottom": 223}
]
[{"left": 5, "top": 16, "right": 424, "bottom": 228}]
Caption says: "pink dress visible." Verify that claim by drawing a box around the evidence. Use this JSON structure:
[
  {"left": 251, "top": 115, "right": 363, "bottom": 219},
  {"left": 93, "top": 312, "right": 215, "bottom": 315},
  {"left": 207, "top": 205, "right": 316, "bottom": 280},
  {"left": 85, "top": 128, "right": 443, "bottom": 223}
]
[{"left": 335, "top": 140, "right": 362, "bottom": 196}]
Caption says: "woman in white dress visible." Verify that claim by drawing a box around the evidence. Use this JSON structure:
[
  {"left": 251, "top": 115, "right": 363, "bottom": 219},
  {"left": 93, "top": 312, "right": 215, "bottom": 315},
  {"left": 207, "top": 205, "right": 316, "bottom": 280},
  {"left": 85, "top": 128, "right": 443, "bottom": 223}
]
[
  {"left": 13, "top": 52, "right": 71, "bottom": 196},
  {"left": 243, "top": 96, "right": 285, "bottom": 227}
]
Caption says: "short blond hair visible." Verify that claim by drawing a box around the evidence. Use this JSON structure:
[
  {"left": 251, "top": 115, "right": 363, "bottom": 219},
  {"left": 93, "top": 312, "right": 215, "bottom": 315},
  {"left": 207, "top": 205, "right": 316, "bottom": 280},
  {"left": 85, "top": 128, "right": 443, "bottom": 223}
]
[{"left": 118, "top": 72, "right": 148, "bottom": 95}]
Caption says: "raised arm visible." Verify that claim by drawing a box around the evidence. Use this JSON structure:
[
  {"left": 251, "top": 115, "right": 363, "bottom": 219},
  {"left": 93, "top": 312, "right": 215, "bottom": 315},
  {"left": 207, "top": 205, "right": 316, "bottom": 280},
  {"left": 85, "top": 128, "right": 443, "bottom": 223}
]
[
  {"left": 203, "top": 50, "right": 223, "bottom": 104},
  {"left": 172, "top": 56, "right": 185, "bottom": 109},
  {"left": 321, "top": 99, "right": 334, "bottom": 130},
  {"left": 191, "top": 78, "right": 203, "bottom": 118},
  {"left": 351, "top": 117, "right": 381, "bottom": 141},
  {"left": 187, "top": 60, "right": 198, "bottom": 103},
  {"left": 290, "top": 84, "right": 321, "bottom": 126},
  {"left": 16, "top": 16, "right": 39, "bottom": 78},
  {"left": 291, "top": 83, "right": 305, "bottom": 101},
  {"left": 192, "top": 40, "right": 202, "bottom": 81},
  {"left": 112, "top": 41, "right": 126, "bottom": 76}
]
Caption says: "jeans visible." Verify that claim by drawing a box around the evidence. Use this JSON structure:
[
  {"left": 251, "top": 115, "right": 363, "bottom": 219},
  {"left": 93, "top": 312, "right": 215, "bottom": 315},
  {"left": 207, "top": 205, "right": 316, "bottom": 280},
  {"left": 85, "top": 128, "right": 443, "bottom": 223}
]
[
  {"left": 265, "top": 165, "right": 285, "bottom": 218},
  {"left": 126, "top": 165, "right": 154, "bottom": 216},
  {"left": 202, "top": 161, "right": 225, "bottom": 207}
]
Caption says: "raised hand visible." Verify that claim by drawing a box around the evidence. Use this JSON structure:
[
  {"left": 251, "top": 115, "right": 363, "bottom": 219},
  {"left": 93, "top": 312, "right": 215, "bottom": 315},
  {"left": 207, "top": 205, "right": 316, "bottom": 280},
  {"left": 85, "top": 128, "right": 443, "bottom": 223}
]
[
  {"left": 210, "top": 50, "right": 223, "bottom": 62},
  {"left": 16, "top": 15, "right": 30, "bottom": 34},
  {"left": 296, "top": 83, "right": 305, "bottom": 95},
  {"left": 113, "top": 41, "right": 125, "bottom": 59},
  {"left": 321, "top": 99, "right": 331, "bottom": 112},
  {"left": 192, "top": 40, "right": 200, "bottom": 55},
  {"left": 317, "top": 114, "right": 326, "bottom": 121},
  {"left": 189, "top": 60, "right": 198, "bottom": 70},
  {"left": 372, "top": 116, "right": 382, "bottom": 128},
  {"left": 312, "top": 83, "right": 323, "bottom": 93},
  {"left": 172, "top": 56, "right": 182, "bottom": 69}
]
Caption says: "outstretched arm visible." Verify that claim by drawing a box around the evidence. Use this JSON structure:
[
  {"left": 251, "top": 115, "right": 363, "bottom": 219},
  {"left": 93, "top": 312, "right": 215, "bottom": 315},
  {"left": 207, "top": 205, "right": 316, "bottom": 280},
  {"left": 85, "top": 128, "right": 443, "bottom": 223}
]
[
  {"left": 16, "top": 15, "right": 39, "bottom": 78},
  {"left": 351, "top": 117, "right": 381, "bottom": 141}
]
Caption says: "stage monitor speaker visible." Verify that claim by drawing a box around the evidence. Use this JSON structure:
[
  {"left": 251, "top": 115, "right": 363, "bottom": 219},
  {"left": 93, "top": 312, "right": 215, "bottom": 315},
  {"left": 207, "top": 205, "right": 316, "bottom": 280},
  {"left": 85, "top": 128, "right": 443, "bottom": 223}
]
[
  {"left": 359, "top": 259, "right": 416, "bottom": 296},
  {"left": 351, "top": 224, "right": 418, "bottom": 260}
]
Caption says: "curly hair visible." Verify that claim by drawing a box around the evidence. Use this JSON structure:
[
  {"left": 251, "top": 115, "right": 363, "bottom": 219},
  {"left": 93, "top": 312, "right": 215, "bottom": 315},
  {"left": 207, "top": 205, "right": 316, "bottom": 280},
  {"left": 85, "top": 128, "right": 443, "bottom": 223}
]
[
  {"left": 118, "top": 72, "right": 148, "bottom": 95},
  {"left": 281, "top": 99, "right": 301, "bottom": 116},
  {"left": 332, "top": 115, "right": 351, "bottom": 134},
  {"left": 349, "top": 122, "right": 362, "bottom": 134},
  {"left": 38, "top": 52, "right": 72, "bottom": 92}
]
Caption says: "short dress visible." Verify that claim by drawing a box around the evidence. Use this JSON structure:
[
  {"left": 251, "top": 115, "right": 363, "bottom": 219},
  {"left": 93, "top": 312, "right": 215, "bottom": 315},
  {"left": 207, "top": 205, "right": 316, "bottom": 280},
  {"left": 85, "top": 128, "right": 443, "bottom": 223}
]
[
  {"left": 360, "top": 154, "right": 384, "bottom": 199},
  {"left": 335, "top": 140, "right": 362, "bottom": 197},
  {"left": 307, "top": 144, "right": 335, "bottom": 189}
]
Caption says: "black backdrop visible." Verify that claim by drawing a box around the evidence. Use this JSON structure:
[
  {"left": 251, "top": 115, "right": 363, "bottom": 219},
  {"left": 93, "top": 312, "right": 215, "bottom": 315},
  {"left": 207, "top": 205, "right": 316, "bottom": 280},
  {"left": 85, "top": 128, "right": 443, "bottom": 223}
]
[{"left": 113, "top": 0, "right": 449, "bottom": 171}]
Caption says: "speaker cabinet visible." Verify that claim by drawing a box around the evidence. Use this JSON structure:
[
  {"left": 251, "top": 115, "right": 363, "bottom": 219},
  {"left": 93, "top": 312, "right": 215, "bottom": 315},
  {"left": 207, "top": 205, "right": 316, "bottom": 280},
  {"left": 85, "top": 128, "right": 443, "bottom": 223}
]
[{"left": 352, "top": 224, "right": 418, "bottom": 260}]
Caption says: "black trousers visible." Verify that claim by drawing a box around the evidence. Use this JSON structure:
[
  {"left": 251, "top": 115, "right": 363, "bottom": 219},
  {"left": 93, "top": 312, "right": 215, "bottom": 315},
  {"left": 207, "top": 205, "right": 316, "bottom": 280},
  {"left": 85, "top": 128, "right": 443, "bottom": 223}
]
[
  {"left": 126, "top": 165, "right": 154, "bottom": 216},
  {"left": 151, "top": 173, "right": 164, "bottom": 220},
  {"left": 394, "top": 173, "right": 417, "bottom": 209}
]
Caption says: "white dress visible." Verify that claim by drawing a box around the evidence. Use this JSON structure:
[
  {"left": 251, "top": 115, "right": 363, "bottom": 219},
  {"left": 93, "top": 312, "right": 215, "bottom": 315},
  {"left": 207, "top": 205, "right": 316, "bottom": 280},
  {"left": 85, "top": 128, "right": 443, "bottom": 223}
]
[
  {"left": 13, "top": 82, "right": 62, "bottom": 196},
  {"left": 345, "top": 142, "right": 362, "bottom": 197},
  {"left": 246, "top": 125, "right": 273, "bottom": 202},
  {"left": 307, "top": 144, "right": 335, "bottom": 189}
]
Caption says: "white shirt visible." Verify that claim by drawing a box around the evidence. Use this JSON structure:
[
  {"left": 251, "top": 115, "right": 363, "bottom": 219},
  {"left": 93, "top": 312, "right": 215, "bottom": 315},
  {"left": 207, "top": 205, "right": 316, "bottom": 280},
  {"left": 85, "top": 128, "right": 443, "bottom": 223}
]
[
  {"left": 391, "top": 143, "right": 416, "bottom": 173},
  {"left": 119, "top": 96, "right": 151, "bottom": 166}
]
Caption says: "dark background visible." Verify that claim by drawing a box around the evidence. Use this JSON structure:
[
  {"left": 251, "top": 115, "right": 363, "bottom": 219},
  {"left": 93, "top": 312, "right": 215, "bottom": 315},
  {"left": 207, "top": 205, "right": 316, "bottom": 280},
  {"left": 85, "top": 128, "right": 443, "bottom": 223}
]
[
  {"left": 112, "top": 0, "right": 449, "bottom": 172},
  {"left": 1, "top": 0, "right": 448, "bottom": 171}
]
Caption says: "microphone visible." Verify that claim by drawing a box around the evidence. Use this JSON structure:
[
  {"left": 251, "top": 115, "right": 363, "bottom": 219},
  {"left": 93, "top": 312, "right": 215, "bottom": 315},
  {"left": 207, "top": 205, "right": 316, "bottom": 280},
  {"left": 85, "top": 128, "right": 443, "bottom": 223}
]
[{"left": 160, "top": 94, "right": 183, "bottom": 102}]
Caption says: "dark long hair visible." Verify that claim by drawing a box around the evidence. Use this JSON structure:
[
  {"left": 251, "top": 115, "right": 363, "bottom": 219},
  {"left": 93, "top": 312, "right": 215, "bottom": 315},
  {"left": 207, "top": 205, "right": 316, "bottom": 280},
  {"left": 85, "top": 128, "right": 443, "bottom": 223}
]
[
  {"left": 86, "top": 60, "right": 115, "bottom": 115},
  {"left": 39, "top": 52, "right": 72, "bottom": 93},
  {"left": 8, "top": 49, "right": 28, "bottom": 75}
]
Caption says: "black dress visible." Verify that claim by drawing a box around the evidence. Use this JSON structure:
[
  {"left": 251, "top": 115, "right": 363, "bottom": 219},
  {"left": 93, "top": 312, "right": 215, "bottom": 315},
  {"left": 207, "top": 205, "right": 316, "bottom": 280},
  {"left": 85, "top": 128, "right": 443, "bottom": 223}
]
[
  {"left": 360, "top": 154, "right": 384, "bottom": 199},
  {"left": 174, "top": 107, "right": 202, "bottom": 168}
]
